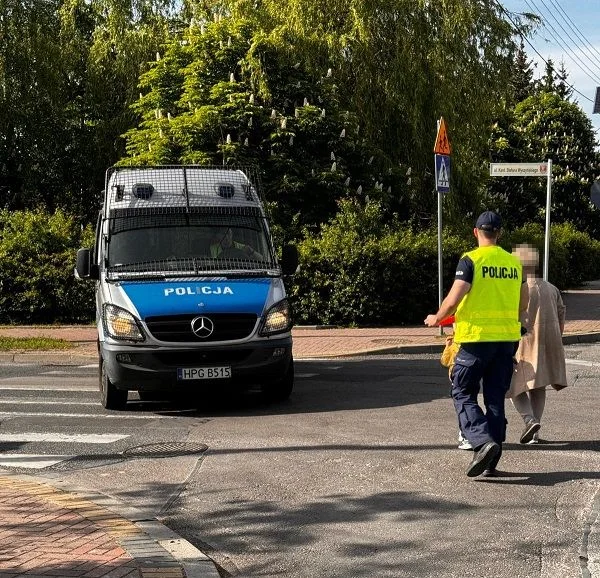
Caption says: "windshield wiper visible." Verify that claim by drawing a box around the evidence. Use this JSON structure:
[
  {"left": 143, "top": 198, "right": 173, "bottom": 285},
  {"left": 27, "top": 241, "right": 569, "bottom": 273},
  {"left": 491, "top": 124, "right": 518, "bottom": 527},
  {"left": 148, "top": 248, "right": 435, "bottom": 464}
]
[{"left": 108, "top": 271, "right": 168, "bottom": 281}]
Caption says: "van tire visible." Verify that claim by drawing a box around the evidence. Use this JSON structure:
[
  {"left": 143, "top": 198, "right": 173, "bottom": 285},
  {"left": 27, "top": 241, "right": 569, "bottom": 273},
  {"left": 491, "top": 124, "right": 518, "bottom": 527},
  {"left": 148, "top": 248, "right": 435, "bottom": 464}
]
[
  {"left": 262, "top": 359, "right": 294, "bottom": 402},
  {"left": 99, "top": 357, "right": 128, "bottom": 410}
]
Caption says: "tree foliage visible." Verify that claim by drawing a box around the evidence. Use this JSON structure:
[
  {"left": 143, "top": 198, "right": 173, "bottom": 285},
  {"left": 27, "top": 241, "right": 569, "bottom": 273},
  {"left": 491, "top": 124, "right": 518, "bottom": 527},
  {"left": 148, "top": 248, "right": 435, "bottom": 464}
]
[
  {"left": 1, "top": 0, "right": 600, "bottom": 326},
  {"left": 0, "top": 0, "right": 172, "bottom": 219},
  {"left": 223, "top": 0, "right": 524, "bottom": 229},
  {"left": 488, "top": 91, "right": 599, "bottom": 235},
  {"left": 120, "top": 15, "right": 412, "bottom": 237},
  {"left": 0, "top": 209, "right": 95, "bottom": 322},
  {"left": 0, "top": 0, "right": 65, "bottom": 209},
  {"left": 510, "top": 40, "right": 537, "bottom": 104}
]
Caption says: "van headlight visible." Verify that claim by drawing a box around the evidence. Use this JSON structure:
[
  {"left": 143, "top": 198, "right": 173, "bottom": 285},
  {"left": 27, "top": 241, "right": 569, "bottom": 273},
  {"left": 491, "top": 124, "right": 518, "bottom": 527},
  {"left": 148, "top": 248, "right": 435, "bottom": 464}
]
[
  {"left": 102, "top": 304, "right": 145, "bottom": 341},
  {"left": 259, "top": 299, "right": 292, "bottom": 336}
]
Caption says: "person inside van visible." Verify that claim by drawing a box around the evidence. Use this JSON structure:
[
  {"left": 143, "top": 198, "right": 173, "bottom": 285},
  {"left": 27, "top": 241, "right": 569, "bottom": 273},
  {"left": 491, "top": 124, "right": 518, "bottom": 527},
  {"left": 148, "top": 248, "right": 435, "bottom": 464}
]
[{"left": 209, "top": 227, "right": 263, "bottom": 260}]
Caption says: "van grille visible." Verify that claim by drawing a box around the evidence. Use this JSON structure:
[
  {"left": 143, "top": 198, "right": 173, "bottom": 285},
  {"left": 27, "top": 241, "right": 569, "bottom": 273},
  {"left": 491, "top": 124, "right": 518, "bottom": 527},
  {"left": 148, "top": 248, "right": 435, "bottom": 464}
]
[{"left": 145, "top": 314, "right": 257, "bottom": 342}]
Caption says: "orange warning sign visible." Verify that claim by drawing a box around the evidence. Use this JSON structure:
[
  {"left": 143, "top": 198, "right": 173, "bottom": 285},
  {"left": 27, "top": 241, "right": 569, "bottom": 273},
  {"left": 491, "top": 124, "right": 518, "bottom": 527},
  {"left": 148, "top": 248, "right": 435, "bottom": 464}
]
[{"left": 434, "top": 117, "right": 451, "bottom": 155}]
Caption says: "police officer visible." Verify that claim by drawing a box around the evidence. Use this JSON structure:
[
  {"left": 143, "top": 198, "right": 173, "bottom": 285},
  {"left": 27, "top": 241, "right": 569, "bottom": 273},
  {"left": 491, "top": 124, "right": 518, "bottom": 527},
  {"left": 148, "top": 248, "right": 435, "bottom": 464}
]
[{"left": 424, "top": 211, "right": 528, "bottom": 477}]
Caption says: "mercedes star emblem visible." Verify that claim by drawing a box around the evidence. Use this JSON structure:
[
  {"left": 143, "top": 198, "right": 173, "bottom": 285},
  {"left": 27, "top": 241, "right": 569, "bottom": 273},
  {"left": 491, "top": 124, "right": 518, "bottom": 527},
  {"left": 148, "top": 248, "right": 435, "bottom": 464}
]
[{"left": 191, "top": 316, "right": 214, "bottom": 338}]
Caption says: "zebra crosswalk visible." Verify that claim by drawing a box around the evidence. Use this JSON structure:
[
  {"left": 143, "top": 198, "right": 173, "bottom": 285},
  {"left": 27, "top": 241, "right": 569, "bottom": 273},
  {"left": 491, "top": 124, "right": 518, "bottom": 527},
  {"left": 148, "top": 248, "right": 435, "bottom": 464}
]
[
  {"left": 0, "top": 454, "right": 71, "bottom": 469},
  {"left": 0, "top": 359, "right": 325, "bottom": 471},
  {"left": 0, "top": 433, "right": 129, "bottom": 443},
  {"left": 0, "top": 371, "right": 178, "bottom": 471}
]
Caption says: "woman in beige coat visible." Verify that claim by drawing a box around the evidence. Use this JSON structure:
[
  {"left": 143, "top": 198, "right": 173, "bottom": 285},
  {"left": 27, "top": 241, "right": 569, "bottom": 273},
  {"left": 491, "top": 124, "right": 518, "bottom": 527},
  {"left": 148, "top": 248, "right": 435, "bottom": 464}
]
[{"left": 509, "top": 244, "right": 568, "bottom": 444}]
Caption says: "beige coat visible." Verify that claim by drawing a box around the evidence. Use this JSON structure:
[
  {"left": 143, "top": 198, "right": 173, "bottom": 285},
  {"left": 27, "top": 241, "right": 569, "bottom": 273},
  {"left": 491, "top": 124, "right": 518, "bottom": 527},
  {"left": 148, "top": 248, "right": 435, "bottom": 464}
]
[{"left": 508, "top": 277, "right": 568, "bottom": 397}]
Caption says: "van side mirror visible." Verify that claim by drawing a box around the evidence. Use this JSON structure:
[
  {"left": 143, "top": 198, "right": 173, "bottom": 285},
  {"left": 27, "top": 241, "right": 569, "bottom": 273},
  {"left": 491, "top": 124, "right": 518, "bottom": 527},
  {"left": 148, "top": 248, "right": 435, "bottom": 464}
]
[
  {"left": 281, "top": 244, "right": 299, "bottom": 276},
  {"left": 75, "top": 248, "right": 99, "bottom": 280}
]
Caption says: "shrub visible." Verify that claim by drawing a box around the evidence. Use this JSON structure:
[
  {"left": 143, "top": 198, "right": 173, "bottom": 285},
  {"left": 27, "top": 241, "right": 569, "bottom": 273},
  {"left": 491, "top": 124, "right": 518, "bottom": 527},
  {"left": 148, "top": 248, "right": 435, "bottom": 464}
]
[
  {"left": 289, "top": 200, "right": 472, "bottom": 326},
  {"left": 504, "top": 221, "right": 600, "bottom": 289},
  {"left": 290, "top": 201, "right": 600, "bottom": 326},
  {"left": 0, "top": 209, "right": 95, "bottom": 323}
]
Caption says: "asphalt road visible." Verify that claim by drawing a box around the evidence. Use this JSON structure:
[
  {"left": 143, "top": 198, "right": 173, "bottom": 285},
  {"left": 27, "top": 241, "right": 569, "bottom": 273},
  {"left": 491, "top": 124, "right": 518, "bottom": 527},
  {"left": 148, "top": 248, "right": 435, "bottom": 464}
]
[{"left": 0, "top": 346, "right": 598, "bottom": 578}]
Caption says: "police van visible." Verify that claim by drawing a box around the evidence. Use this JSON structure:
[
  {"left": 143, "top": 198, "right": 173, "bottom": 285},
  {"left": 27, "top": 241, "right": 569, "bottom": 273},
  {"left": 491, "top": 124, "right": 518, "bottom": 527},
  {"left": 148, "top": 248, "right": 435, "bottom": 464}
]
[{"left": 75, "top": 165, "right": 298, "bottom": 409}]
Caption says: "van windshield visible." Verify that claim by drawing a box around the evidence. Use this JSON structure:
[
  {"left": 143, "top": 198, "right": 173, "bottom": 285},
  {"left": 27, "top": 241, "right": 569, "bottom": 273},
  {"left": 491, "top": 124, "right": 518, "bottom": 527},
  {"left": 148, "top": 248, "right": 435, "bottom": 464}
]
[{"left": 106, "top": 207, "right": 276, "bottom": 277}]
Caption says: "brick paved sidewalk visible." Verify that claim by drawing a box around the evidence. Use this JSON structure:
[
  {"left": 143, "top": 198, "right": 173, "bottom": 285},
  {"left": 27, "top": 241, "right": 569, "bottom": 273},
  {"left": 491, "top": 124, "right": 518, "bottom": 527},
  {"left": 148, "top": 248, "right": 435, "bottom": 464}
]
[
  {"left": 0, "top": 279, "right": 599, "bottom": 360},
  {"left": 0, "top": 475, "right": 217, "bottom": 578}
]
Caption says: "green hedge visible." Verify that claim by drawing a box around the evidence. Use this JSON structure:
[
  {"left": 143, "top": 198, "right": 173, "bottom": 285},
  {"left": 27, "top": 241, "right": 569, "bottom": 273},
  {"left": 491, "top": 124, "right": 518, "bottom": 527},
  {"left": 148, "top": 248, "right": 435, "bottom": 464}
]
[
  {"left": 503, "top": 221, "right": 600, "bottom": 288},
  {"left": 289, "top": 200, "right": 472, "bottom": 326},
  {"left": 2, "top": 205, "right": 600, "bottom": 326},
  {"left": 289, "top": 200, "right": 600, "bottom": 326},
  {"left": 0, "top": 209, "right": 95, "bottom": 323}
]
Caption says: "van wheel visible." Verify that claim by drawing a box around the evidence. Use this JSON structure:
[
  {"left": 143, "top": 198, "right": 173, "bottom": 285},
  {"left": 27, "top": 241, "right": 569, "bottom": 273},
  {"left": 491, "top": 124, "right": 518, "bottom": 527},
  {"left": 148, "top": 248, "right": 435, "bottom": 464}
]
[
  {"left": 99, "top": 357, "right": 128, "bottom": 410},
  {"left": 262, "top": 359, "right": 294, "bottom": 402}
]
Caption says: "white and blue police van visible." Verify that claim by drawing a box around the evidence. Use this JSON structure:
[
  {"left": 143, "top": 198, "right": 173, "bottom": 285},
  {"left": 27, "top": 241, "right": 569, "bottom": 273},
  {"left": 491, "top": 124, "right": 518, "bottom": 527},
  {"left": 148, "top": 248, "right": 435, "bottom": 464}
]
[{"left": 75, "top": 165, "right": 298, "bottom": 409}]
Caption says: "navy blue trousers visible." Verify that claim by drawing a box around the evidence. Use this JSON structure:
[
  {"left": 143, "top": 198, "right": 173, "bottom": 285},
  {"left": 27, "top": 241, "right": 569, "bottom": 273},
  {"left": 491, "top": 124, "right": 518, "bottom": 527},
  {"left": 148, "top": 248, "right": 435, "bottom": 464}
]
[{"left": 451, "top": 342, "right": 516, "bottom": 450}]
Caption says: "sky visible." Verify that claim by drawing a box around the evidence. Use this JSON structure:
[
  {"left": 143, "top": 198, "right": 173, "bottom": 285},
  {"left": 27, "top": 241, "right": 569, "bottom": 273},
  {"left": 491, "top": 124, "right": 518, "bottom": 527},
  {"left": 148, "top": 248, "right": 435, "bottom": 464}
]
[{"left": 501, "top": 0, "right": 600, "bottom": 143}]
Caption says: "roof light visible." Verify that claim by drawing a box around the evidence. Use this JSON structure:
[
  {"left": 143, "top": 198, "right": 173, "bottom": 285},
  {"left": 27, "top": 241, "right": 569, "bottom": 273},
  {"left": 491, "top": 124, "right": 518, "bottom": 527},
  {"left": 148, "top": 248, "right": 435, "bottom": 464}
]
[
  {"left": 132, "top": 183, "right": 154, "bottom": 199},
  {"left": 217, "top": 183, "right": 235, "bottom": 198}
]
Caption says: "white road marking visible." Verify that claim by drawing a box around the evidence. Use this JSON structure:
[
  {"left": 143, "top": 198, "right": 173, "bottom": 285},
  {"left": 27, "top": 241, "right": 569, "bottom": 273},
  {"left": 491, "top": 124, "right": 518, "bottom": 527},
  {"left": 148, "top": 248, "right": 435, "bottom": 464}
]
[
  {"left": 0, "top": 454, "right": 70, "bottom": 469},
  {"left": 565, "top": 358, "right": 600, "bottom": 368},
  {"left": 0, "top": 411, "right": 173, "bottom": 419},
  {"left": 0, "top": 432, "right": 128, "bottom": 443},
  {"left": 41, "top": 365, "right": 98, "bottom": 374},
  {"left": 0, "top": 400, "right": 98, "bottom": 406},
  {"left": 0, "top": 385, "right": 97, "bottom": 392}
]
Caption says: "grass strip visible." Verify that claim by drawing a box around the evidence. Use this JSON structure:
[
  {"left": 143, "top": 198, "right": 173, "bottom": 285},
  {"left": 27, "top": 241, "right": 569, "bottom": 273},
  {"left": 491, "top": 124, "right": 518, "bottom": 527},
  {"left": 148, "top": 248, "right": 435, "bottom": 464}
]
[{"left": 0, "top": 336, "right": 73, "bottom": 351}]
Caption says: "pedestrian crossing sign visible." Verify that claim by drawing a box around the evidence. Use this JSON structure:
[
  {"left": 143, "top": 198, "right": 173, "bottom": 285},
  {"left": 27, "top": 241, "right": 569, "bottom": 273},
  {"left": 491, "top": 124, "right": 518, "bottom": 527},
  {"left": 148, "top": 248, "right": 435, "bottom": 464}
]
[
  {"left": 434, "top": 117, "right": 451, "bottom": 155},
  {"left": 435, "top": 154, "right": 450, "bottom": 193}
]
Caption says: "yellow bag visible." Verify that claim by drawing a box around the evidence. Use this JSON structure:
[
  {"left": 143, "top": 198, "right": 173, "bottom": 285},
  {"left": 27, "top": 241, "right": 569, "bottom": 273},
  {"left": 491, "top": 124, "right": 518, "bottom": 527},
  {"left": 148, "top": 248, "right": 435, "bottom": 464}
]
[{"left": 440, "top": 337, "right": 459, "bottom": 369}]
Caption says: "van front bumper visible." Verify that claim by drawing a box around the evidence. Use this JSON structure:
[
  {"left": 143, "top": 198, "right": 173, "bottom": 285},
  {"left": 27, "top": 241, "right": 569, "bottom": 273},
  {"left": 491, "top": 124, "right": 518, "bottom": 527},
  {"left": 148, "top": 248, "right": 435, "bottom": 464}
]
[{"left": 100, "top": 337, "right": 292, "bottom": 392}]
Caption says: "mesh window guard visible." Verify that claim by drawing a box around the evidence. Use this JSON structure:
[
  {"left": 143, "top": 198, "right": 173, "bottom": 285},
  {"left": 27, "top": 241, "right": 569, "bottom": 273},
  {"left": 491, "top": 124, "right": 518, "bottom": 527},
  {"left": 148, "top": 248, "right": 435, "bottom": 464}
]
[{"left": 102, "top": 166, "right": 277, "bottom": 278}]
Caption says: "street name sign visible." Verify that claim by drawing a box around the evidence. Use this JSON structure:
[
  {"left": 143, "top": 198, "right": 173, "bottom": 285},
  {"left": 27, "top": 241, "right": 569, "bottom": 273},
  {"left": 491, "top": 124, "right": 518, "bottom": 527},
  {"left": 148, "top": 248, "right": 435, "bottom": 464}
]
[{"left": 489, "top": 163, "right": 549, "bottom": 177}]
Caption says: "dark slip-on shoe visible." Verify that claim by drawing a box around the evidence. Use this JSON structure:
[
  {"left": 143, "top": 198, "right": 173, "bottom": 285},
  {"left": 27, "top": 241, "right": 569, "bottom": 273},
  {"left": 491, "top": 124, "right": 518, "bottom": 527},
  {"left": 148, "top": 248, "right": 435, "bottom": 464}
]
[{"left": 466, "top": 441, "right": 500, "bottom": 478}]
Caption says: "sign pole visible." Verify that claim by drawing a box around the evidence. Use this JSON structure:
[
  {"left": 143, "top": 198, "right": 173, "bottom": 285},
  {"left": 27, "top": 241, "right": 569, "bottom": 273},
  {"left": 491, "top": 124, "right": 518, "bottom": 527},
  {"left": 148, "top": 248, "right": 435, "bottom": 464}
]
[
  {"left": 437, "top": 181, "right": 443, "bottom": 336},
  {"left": 436, "top": 120, "right": 443, "bottom": 336},
  {"left": 543, "top": 159, "right": 552, "bottom": 281},
  {"left": 433, "top": 117, "right": 451, "bottom": 336}
]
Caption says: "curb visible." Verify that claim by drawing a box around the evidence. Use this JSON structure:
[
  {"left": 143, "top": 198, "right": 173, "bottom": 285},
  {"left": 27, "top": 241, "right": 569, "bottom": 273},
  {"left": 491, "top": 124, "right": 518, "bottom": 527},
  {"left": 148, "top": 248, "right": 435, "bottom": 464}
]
[
  {"left": 302, "top": 343, "right": 445, "bottom": 358},
  {"left": 0, "top": 352, "right": 98, "bottom": 365},
  {"left": 562, "top": 333, "right": 600, "bottom": 346},
  {"left": 0, "top": 471, "right": 221, "bottom": 578}
]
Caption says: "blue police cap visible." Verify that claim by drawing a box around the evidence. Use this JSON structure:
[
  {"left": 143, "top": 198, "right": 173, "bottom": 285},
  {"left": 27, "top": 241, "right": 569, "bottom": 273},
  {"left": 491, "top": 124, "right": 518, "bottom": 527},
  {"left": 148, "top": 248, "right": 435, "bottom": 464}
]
[{"left": 475, "top": 211, "right": 502, "bottom": 231}]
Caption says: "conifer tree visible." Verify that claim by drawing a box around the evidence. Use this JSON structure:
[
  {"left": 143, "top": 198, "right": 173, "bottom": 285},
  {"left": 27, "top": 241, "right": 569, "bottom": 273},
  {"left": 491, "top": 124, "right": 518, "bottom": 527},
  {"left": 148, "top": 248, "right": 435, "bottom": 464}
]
[
  {"left": 511, "top": 40, "right": 536, "bottom": 104},
  {"left": 555, "top": 61, "right": 574, "bottom": 100}
]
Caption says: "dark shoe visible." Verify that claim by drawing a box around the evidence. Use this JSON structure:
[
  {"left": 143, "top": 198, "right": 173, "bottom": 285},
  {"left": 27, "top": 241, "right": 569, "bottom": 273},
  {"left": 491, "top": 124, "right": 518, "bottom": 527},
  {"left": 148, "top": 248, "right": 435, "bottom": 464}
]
[
  {"left": 520, "top": 421, "right": 541, "bottom": 444},
  {"left": 466, "top": 442, "right": 500, "bottom": 478},
  {"left": 488, "top": 448, "right": 502, "bottom": 471},
  {"left": 482, "top": 468, "right": 497, "bottom": 477}
]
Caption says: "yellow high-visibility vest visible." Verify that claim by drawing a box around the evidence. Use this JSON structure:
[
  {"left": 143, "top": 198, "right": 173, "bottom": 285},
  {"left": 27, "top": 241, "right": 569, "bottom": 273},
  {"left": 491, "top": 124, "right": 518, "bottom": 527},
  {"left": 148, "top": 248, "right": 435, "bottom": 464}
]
[{"left": 454, "top": 245, "right": 522, "bottom": 343}]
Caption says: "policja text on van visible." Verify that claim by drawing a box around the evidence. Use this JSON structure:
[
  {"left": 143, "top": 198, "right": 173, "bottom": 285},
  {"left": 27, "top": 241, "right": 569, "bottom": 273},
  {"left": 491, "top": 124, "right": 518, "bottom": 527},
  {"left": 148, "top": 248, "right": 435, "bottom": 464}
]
[{"left": 164, "top": 286, "right": 234, "bottom": 296}]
